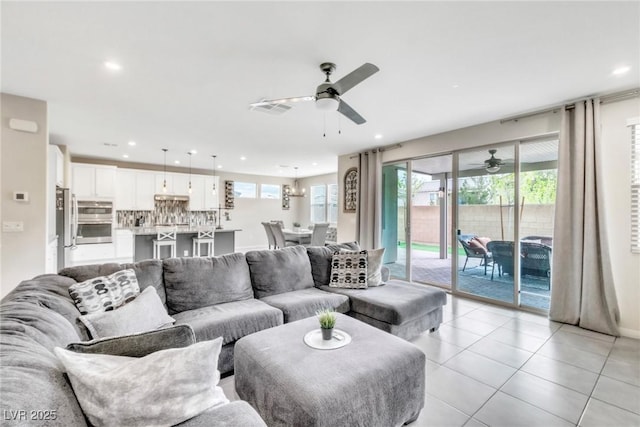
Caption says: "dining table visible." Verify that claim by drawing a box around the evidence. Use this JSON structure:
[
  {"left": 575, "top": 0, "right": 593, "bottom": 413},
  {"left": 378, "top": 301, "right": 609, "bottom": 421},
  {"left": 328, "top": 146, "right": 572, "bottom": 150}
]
[{"left": 283, "top": 228, "right": 312, "bottom": 245}]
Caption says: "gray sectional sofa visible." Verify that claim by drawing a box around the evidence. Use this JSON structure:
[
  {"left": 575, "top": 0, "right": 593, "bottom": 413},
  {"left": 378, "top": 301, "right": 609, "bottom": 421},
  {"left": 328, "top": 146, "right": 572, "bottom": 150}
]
[{"left": 0, "top": 243, "right": 446, "bottom": 426}]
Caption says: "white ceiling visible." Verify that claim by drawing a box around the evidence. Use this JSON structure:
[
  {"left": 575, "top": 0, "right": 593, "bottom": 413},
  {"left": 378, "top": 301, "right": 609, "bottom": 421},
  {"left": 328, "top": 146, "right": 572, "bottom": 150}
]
[{"left": 2, "top": 2, "right": 638, "bottom": 178}]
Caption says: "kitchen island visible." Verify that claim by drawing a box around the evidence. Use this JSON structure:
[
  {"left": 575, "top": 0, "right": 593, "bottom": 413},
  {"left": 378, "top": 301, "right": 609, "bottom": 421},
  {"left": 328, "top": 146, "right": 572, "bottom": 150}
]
[{"left": 122, "top": 227, "right": 241, "bottom": 261}]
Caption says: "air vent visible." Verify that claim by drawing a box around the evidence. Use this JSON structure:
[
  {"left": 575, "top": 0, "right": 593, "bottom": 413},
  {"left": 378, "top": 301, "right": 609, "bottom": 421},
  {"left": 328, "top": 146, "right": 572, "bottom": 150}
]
[{"left": 250, "top": 103, "right": 292, "bottom": 115}]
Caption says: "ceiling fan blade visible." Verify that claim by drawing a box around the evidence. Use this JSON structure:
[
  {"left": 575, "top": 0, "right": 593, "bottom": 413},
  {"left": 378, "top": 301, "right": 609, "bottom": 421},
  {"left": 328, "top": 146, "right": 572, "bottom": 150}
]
[
  {"left": 337, "top": 99, "right": 366, "bottom": 125},
  {"left": 249, "top": 96, "right": 315, "bottom": 108},
  {"left": 330, "top": 63, "right": 379, "bottom": 95}
]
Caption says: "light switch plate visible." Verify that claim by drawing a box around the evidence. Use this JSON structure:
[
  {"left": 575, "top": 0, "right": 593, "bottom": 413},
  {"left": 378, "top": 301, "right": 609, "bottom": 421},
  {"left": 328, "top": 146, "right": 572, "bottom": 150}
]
[{"left": 3, "top": 221, "right": 24, "bottom": 232}]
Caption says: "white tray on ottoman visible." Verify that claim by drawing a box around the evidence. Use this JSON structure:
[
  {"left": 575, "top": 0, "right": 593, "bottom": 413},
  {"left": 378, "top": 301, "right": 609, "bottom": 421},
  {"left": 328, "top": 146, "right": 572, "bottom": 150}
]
[{"left": 234, "top": 313, "right": 425, "bottom": 427}]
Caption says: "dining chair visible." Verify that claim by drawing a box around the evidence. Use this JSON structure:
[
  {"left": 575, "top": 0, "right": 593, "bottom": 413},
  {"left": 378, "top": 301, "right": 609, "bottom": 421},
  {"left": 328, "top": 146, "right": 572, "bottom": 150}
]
[
  {"left": 261, "top": 221, "right": 276, "bottom": 249},
  {"left": 308, "top": 222, "right": 329, "bottom": 246},
  {"left": 269, "top": 223, "right": 297, "bottom": 249}
]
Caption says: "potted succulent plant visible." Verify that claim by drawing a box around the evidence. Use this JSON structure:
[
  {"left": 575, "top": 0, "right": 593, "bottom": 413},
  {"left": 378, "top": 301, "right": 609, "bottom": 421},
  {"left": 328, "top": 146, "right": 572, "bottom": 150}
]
[
  {"left": 292, "top": 221, "right": 301, "bottom": 231},
  {"left": 317, "top": 309, "right": 337, "bottom": 340}
]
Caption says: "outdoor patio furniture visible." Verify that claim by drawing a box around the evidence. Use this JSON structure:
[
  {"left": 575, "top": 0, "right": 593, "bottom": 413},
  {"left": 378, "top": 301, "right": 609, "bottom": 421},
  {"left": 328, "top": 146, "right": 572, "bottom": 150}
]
[
  {"left": 486, "top": 240, "right": 514, "bottom": 280},
  {"left": 458, "top": 234, "right": 492, "bottom": 275},
  {"left": 520, "top": 241, "right": 552, "bottom": 289},
  {"left": 522, "top": 235, "right": 553, "bottom": 247}
]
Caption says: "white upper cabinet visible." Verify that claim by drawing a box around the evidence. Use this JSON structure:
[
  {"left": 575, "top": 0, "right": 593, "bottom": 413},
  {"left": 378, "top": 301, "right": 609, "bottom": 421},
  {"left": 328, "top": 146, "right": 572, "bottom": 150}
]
[
  {"left": 189, "top": 175, "right": 206, "bottom": 210},
  {"left": 116, "top": 170, "right": 155, "bottom": 211},
  {"left": 172, "top": 173, "right": 190, "bottom": 196},
  {"left": 72, "top": 164, "right": 116, "bottom": 199},
  {"left": 155, "top": 173, "right": 172, "bottom": 194}
]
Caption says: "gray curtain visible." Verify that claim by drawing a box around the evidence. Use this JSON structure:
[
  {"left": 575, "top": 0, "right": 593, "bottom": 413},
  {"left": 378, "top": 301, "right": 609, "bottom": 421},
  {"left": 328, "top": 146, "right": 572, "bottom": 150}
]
[
  {"left": 549, "top": 99, "right": 620, "bottom": 336},
  {"left": 356, "top": 150, "right": 382, "bottom": 250}
]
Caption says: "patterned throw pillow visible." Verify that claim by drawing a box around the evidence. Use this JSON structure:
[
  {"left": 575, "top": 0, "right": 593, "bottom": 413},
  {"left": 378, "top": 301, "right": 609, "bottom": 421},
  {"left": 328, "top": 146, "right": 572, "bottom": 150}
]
[
  {"left": 329, "top": 250, "right": 368, "bottom": 289},
  {"left": 69, "top": 269, "right": 140, "bottom": 315}
]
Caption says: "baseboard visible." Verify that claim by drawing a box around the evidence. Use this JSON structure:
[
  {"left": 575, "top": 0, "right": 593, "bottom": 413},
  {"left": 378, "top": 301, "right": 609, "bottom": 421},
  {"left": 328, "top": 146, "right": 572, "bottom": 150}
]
[{"left": 619, "top": 326, "right": 640, "bottom": 339}]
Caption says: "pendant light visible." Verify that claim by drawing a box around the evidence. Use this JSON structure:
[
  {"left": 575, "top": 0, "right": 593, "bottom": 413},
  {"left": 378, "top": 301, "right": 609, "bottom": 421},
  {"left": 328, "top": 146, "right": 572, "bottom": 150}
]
[
  {"left": 211, "top": 155, "right": 217, "bottom": 195},
  {"left": 162, "top": 148, "right": 168, "bottom": 193},
  {"left": 187, "top": 151, "right": 193, "bottom": 194},
  {"left": 288, "top": 167, "right": 306, "bottom": 197}
]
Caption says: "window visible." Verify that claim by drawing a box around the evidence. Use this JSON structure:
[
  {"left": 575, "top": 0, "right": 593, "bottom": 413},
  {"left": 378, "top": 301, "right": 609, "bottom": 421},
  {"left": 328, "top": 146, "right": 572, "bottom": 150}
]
[
  {"left": 260, "top": 184, "right": 280, "bottom": 199},
  {"left": 310, "top": 185, "right": 327, "bottom": 223},
  {"left": 631, "top": 120, "right": 640, "bottom": 253},
  {"left": 234, "top": 182, "right": 256, "bottom": 198},
  {"left": 328, "top": 184, "right": 338, "bottom": 223}
]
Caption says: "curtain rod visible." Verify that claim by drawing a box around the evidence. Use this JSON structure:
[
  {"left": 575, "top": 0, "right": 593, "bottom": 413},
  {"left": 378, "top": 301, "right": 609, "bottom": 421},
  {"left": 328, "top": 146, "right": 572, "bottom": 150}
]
[
  {"left": 500, "top": 88, "right": 640, "bottom": 124},
  {"left": 349, "top": 143, "right": 402, "bottom": 159}
]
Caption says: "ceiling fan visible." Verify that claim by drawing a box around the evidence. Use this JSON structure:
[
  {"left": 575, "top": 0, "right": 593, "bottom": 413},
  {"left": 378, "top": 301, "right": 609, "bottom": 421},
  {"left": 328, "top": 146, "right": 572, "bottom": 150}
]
[
  {"left": 484, "top": 149, "right": 506, "bottom": 173},
  {"left": 249, "top": 62, "right": 379, "bottom": 125}
]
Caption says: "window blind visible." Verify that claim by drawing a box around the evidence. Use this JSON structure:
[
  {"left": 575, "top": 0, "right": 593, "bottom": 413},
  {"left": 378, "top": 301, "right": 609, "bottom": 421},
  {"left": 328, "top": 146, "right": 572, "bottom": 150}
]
[{"left": 631, "top": 122, "right": 640, "bottom": 253}]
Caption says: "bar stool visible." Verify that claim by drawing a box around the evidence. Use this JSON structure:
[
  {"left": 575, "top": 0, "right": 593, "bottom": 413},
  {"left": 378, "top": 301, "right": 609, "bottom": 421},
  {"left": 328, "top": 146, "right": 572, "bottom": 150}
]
[
  {"left": 153, "top": 228, "right": 177, "bottom": 259},
  {"left": 192, "top": 230, "right": 215, "bottom": 257}
]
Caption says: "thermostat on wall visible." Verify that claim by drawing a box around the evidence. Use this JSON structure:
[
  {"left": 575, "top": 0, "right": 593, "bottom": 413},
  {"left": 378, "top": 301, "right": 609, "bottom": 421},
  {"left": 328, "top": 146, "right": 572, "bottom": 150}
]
[{"left": 13, "top": 191, "right": 29, "bottom": 202}]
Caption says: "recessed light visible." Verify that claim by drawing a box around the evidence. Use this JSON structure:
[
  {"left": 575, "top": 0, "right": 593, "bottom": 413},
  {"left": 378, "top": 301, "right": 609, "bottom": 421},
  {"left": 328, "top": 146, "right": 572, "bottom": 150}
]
[
  {"left": 190, "top": 149, "right": 197, "bottom": 154},
  {"left": 240, "top": 156, "right": 247, "bottom": 160},
  {"left": 122, "top": 154, "right": 129, "bottom": 158},
  {"left": 128, "top": 141, "right": 136, "bottom": 146},
  {"left": 452, "top": 84, "right": 460, "bottom": 89},
  {"left": 174, "top": 160, "right": 180, "bottom": 164},
  {"left": 312, "top": 162, "right": 318, "bottom": 166},
  {"left": 612, "top": 66, "right": 631, "bottom": 76},
  {"left": 104, "top": 61, "right": 122, "bottom": 71},
  {"left": 217, "top": 165, "right": 223, "bottom": 169},
  {"left": 374, "top": 134, "right": 383, "bottom": 139}
]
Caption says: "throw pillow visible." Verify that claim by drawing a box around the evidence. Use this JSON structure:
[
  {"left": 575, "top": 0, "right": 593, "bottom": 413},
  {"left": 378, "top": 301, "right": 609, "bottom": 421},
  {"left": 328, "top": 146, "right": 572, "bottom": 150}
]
[
  {"left": 66, "top": 324, "right": 196, "bottom": 358},
  {"left": 476, "top": 236, "right": 492, "bottom": 249},
  {"left": 365, "top": 248, "right": 386, "bottom": 287},
  {"left": 329, "top": 250, "right": 368, "bottom": 289},
  {"left": 79, "top": 286, "right": 175, "bottom": 339},
  {"left": 469, "top": 238, "right": 488, "bottom": 254},
  {"left": 68, "top": 269, "right": 140, "bottom": 315},
  {"left": 54, "top": 337, "right": 228, "bottom": 427}
]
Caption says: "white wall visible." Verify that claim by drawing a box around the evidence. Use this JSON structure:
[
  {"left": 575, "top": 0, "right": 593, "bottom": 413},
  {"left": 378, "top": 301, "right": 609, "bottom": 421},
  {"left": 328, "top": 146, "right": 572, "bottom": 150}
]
[
  {"left": 338, "top": 98, "right": 640, "bottom": 337},
  {"left": 600, "top": 97, "right": 640, "bottom": 338},
  {"left": 1, "top": 93, "right": 48, "bottom": 298}
]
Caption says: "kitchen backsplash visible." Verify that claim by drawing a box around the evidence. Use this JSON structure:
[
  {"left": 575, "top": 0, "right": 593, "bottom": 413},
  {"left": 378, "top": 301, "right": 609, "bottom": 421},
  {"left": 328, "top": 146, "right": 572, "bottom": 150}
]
[{"left": 117, "top": 199, "right": 217, "bottom": 227}]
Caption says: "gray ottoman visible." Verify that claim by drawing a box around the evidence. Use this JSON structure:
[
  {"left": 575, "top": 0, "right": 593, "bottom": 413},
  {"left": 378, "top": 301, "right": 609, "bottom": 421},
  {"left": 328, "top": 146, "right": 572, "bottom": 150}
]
[{"left": 234, "top": 314, "right": 425, "bottom": 427}]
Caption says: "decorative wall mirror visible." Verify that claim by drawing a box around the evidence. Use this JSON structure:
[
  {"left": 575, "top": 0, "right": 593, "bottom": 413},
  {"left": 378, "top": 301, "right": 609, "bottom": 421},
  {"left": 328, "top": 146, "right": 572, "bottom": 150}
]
[{"left": 344, "top": 167, "right": 358, "bottom": 213}]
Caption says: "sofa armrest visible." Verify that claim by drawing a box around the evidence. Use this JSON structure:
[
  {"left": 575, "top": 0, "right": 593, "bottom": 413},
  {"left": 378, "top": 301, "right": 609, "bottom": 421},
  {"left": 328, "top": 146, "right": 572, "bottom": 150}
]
[
  {"left": 381, "top": 266, "right": 390, "bottom": 282},
  {"left": 66, "top": 324, "right": 196, "bottom": 357}
]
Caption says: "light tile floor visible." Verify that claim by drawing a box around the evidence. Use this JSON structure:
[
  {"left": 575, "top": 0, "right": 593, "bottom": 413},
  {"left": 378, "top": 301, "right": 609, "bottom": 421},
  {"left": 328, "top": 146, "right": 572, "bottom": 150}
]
[{"left": 220, "top": 294, "right": 640, "bottom": 427}]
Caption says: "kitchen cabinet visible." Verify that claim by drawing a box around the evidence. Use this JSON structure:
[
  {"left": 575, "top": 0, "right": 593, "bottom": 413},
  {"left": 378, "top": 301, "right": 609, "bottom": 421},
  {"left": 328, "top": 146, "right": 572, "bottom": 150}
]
[
  {"left": 116, "top": 170, "right": 155, "bottom": 210},
  {"left": 115, "top": 229, "right": 133, "bottom": 263},
  {"left": 154, "top": 172, "right": 191, "bottom": 196},
  {"left": 189, "top": 175, "right": 206, "bottom": 210},
  {"left": 155, "top": 173, "right": 173, "bottom": 194},
  {"left": 69, "top": 243, "right": 115, "bottom": 267},
  {"left": 72, "top": 164, "right": 116, "bottom": 199}
]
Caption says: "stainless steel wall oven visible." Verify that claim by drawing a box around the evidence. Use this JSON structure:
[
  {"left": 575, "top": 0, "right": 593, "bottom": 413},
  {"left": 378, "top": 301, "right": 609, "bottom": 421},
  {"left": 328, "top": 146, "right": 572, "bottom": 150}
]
[{"left": 76, "top": 200, "right": 113, "bottom": 244}]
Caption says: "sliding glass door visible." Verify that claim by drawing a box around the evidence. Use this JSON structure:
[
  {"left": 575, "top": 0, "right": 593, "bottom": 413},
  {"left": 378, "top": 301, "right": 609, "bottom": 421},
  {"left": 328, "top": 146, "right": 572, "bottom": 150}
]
[
  {"left": 456, "top": 145, "right": 517, "bottom": 304},
  {"left": 382, "top": 155, "right": 453, "bottom": 287}
]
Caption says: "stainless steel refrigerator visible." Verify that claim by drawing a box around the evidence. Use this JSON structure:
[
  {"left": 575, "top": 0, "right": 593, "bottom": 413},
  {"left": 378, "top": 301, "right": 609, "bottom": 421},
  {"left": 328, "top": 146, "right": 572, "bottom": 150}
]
[{"left": 56, "top": 187, "right": 77, "bottom": 269}]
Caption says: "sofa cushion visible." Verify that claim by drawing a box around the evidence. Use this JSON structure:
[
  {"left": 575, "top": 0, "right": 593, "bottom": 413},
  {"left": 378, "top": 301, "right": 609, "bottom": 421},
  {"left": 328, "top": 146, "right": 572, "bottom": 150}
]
[
  {"left": 259, "top": 288, "right": 350, "bottom": 323},
  {"left": 173, "top": 299, "right": 283, "bottom": 345},
  {"left": 329, "top": 250, "right": 368, "bottom": 289},
  {"left": 68, "top": 269, "right": 140, "bottom": 314},
  {"left": 177, "top": 401, "right": 267, "bottom": 427},
  {"left": 245, "top": 246, "right": 315, "bottom": 298},
  {"left": 78, "top": 287, "right": 175, "bottom": 339},
  {"left": 54, "top": 338, "right": 228, "bottom": 427},
  {"left": 163, "top": 254, "right": 254, "bottom": 314},
  {"left": 319, "top": 280, "right": 447, "bottom": 325},
  {"left": 67, "top": 324, "right": 195, "bottom": 358},
  {"left": 306, "top": 242, "right": 361, "bottom": 287},
  {"left": 60, "top": 259, "right": 166, "bottom": 305}
]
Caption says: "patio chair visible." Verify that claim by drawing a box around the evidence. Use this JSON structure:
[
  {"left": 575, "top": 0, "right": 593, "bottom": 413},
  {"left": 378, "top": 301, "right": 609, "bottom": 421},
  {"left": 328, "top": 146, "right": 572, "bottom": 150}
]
[
  {"left": 458, "top": 234, "right": 492, "bottom": 275},
  {"left": 520, "top": 241, "right": 552, "bottom": 289},
  {"left": 486, "top": 240, "right": 514, "bottom": 280}
]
